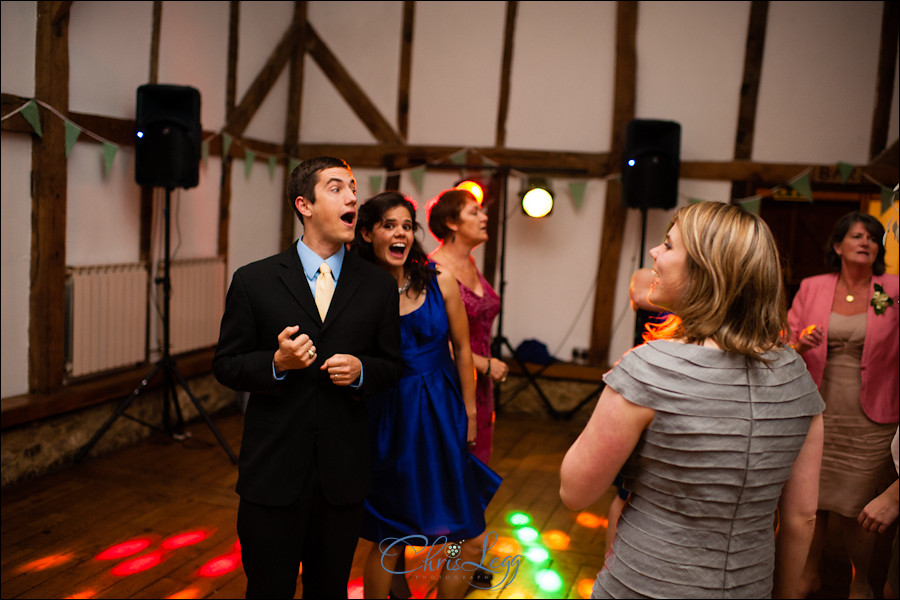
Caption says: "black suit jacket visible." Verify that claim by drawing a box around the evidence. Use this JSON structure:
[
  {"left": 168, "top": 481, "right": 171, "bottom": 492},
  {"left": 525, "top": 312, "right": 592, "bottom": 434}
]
[{"left": 213, "top": 244, "right": 402, "bottom": 507}]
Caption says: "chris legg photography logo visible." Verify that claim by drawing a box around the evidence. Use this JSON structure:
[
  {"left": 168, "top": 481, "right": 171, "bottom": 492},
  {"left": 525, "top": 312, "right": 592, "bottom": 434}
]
[{"left": 378, "top": 531, "right": 522, "bottom": 590}]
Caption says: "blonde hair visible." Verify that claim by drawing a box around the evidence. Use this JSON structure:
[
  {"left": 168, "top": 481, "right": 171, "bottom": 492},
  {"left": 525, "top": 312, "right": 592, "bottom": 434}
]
[{"left": 668, "top": 202, "right": 789, "bottom": 360}]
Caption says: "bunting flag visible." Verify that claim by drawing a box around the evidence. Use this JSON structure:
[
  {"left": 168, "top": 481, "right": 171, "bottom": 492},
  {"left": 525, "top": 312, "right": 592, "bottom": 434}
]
[
  {"left": 222, "top": 133, "right": 233, "bottom": 158},
  {"left": 21, "top": 100, "right": 42, "bottom": 137},
  {"left": 568, "top": 181, "right": 586, "bottom": 210},
  {"left": 688, "top": 197, "right": 704, "bottom": 204},
  {"left": 268, "top": 156, "right": 277, "bottom": 179},
  {"left": 289, "top": 158, "right": 301, "bottom": 174},
  {"left": 202, "top": 140, "right": 210, "bottom": 167},
  {"left": 369, "top": 174, "right": 383, "bottom": 196},
  {"left": 244, "top": 149, "right": 255, "bottom": 178},
  {"left": 450, "top": 150, "right": 467, "bottom": 178},
  {"left": 409, "top": 165, "right": 426, "bottom": 194},
  {"left": 838, "top": 161, "right": 854, "bottom": 184},
  {"left": 739, "top": 196, "right": 762, "bottom": 215},
  {"left": 64, "top": 121, "right": 81, "bottom": 157},
  {"left": 789, "top": 173, "right": 813, "bottom": 202},
  {"left": 102, "top": 142, "right": 117, "bottom": 176}
]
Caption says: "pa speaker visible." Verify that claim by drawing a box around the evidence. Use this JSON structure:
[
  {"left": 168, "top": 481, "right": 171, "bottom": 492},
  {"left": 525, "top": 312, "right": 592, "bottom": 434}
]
[
  {"left": 135, "top": 84, "right": 201, "bottom": 189},
  {"left": 622, "top": 119, "right": 680, "bottom": 210}
]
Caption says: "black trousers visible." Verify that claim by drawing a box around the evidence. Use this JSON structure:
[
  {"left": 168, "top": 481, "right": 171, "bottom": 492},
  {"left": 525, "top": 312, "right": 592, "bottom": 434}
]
[{"left": 237, "top": 476, "right": 364, "bottom": 599}]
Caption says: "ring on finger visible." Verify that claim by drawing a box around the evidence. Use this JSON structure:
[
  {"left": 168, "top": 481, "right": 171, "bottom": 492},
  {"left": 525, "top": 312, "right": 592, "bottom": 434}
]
[{"left": 307, "top": 348, "right": 316, "bottom": 358}]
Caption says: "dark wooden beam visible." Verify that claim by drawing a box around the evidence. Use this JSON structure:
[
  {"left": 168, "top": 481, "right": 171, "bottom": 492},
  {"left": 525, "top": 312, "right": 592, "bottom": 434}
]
[
  {"left": 731, "top": 0, "right": 768, "bottom": 201},
  {"left": 218, "top": 1, "right": 240, "bottom": 260},
  {"left": 397, "top": 1, "right": 415, "bottom": 141},
  {"left": 30, "top": 2, "right": 71, "bottom": 394},
  {"left": 495, "top": 1, "right": 518, "bottom": 148},
  {"left": 140, "top": 1, "right": 163, "bottom": 267},
  {"left": 303, "top": 22, "right": 404, "bottom": 145},
  {"left": 225, "top": 7, "right": 300, "bottom": 137},
  {"left": 149, "top": 1, "right": 161, "bottom": 83},
  {"left": 870, "top": 0, "right": 899, "bottom": 160},
  {"left": 281, "top": 1, "right": 308, "bottom": 249},
  {"left": 589, "top": 0, "right": 637, "bottom": 367}
]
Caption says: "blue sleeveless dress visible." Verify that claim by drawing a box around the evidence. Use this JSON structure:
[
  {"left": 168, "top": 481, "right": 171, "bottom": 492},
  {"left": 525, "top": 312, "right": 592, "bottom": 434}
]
[{"left": 362, "top": 274, "right": 502, "bottom": 545}]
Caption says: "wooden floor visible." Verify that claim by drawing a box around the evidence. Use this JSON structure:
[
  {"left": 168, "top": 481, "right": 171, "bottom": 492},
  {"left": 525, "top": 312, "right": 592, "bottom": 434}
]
[{"left": 0, "top": 403, "right": 887, "bottom": 599}]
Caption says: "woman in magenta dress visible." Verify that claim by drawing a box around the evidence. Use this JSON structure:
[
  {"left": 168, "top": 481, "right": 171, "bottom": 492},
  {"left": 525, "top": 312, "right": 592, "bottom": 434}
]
[{"left": 428, "top": 188, "right": 509, "bottom": 464}]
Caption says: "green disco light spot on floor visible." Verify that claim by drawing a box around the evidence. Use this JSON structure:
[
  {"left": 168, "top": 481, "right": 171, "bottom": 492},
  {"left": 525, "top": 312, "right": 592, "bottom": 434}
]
[
  {"left": 508, "top": 511, "right": 531, "bottom": 526},
  {"left": 514, "top": 526, "right": 539, "bottom": 543},
  {"left": 536, "top": 568, "right": 564, "bottom": 593},
  {"left": 525, "top": 546, "right": 550, "bottom": 563}
]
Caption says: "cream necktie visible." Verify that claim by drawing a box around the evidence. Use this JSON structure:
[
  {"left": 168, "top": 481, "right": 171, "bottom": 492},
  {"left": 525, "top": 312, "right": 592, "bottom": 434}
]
[{"left": 315, "top": 263, "right": 334, "bottom": 321}]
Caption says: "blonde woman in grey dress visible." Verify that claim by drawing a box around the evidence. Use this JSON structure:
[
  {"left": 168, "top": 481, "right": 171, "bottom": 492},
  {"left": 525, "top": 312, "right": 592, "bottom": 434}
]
[{"left": 561, "top": 202, "right": 825, "bottom": 599}]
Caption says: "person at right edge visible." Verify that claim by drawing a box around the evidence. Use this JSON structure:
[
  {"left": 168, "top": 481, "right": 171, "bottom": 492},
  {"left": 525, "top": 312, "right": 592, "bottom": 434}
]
[
  {"left": 560, "top": 201, "right": 825, "bottom": 598},
  {"left": 789, "top": 211, "right": 899, "bottom": 599}
]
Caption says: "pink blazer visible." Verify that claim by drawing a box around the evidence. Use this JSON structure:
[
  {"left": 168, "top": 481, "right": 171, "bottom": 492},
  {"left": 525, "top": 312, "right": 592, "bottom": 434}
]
[{"left": 787, "top": 272, "right": 899, "bottom": 424}]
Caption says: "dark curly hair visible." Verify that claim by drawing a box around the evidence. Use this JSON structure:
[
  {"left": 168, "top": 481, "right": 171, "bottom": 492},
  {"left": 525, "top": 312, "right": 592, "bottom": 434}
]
[
  {"left": 824, "top": 211, "right": 886, "bottom": 276},
  {"left": 354, "top": 191, "right": 436, "bottom": 296}
]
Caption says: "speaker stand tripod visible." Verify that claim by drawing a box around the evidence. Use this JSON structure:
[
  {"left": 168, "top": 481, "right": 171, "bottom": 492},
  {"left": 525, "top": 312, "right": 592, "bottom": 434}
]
[{"left": 75, "top": 188, "right": 238, "bottom": 464}]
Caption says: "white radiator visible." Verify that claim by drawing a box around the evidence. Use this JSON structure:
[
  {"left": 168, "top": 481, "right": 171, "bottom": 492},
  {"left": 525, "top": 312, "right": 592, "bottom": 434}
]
[
  {"left": 164, "top": 257, "right": 226, "bottom": 355},
  {"left": 66, "top": 263, "right": 148, "bottom": 378}
]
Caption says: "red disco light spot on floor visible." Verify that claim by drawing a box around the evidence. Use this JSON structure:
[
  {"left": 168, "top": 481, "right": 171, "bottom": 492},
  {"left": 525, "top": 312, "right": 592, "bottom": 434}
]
[
  {"left": 197, "top": 553, "right": 240, "bottom": 577},
  {"left": 63, "top": 591, "right": 96, "bottom": 599},
  {"left": 95, "top": 538, "right": 153, "bottom": 560},
  {"left": 161, "top": 530, "right": 210, "bottom": 550},
  {"left": 166, "top": 586, "right": 203, "bottom": 599},
  {"left": 110, "top": 550, "right": 165, "bottom": 576}
]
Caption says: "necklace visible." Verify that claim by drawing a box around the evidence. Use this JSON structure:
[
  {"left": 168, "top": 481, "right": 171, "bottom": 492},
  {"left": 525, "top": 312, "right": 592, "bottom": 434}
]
[
  {"left": 839, "top": 276, "right": 868, "bottom": 303},
  {"left": 398, "top": 276, "right": 411, "bottom": 295}
]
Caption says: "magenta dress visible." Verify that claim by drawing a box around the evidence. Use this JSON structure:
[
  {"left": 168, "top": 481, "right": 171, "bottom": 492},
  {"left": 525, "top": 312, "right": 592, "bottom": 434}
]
[{"left": 458, "top": 272, "right": 501, "bottom": 464}]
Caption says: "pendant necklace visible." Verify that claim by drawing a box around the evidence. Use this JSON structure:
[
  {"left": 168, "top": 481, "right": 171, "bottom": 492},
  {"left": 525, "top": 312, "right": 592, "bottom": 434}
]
[
  {"left": 398, "top": 276, "right": 411, "bottom": 295},
  {"left": 840, "top": 277, "right": 866, "bottom": 303}
]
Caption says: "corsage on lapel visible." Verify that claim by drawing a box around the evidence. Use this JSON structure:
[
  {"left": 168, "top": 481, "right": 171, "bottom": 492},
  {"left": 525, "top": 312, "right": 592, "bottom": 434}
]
[{"left": 870, "top": 284, "right": 894, "bottom": 315}]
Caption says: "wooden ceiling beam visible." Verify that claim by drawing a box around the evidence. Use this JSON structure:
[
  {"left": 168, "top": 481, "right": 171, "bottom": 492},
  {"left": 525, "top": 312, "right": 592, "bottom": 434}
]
[
  {"left": 870, "top": 0, "right": 899, "bottom": 161},
  {"left": 303, "top": 22, "right": 404, "bottom": 145}
]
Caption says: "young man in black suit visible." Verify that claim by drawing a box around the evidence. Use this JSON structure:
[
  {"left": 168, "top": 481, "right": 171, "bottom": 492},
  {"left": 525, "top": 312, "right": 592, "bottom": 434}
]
[{"left": 213, "top": 156, "right": 403, "bottom": 598}]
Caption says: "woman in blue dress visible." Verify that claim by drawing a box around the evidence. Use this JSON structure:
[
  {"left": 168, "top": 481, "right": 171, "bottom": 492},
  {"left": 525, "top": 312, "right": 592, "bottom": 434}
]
[{"left": 354, "top": 191, "right": 501, "bottom": 599}]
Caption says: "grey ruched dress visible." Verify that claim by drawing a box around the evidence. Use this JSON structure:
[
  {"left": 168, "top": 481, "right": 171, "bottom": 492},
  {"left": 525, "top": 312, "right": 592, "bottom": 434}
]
[{"left": 592, "top": 340, "right": 824, "bottom": 599}]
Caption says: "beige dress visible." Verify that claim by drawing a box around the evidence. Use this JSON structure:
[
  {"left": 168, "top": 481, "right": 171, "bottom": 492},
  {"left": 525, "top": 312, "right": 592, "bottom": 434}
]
[{"left": 817, "top": 312, "right": 897, "bottom": 517}]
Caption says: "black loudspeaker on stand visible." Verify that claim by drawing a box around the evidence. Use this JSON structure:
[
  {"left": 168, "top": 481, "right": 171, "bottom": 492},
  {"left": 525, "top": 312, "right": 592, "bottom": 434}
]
[{"left": 75, "top": 85, "right": 237, "bottom": 465}]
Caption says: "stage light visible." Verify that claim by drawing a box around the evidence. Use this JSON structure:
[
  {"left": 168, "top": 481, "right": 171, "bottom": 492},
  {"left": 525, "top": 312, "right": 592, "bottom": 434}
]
[
  {"left": 455, "top": 179, "right": 484, "bottom": 204},
  {"left": 521, "top": 179, "right": 553, "bottom": 218}
]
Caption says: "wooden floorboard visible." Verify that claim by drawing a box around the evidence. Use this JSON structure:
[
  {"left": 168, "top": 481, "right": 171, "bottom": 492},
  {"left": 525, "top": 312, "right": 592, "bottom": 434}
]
[{"left": 0, "top": 403, "right": 887, "bottom": 599}]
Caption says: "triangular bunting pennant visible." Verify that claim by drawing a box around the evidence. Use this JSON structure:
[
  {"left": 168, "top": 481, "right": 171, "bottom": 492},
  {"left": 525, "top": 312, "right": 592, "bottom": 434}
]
[
  {"left": 739, "top": 197, "right": 762, "bottom": 215},
  {"left": 268, "top": 156, "right": 277, "bottom": 180},
  {"left": 688, "top": 197, "right": 703, "bottom": 204},
  {"left": 244, "top": 149, "right": 255, "bottom": 178},
  {"left": 881, "top": 187, "right": 894, "bottom": 214},
  {"left": 409, "top": 166, "right": 426, "bottom": 194},
  {"left": 289, "top": 158, "right": 301, "bottom": 174},
  {"left": 222, "top": 133, "right": 232, "bottom": 158},
  {"left": 64, "top": 121, "right": 81, "bottom": 157},
  {"left": 837, "top": 161, "right": 854, "bottom": 184},
  {"left": 21, "top": 100, "right": 42, "bottom": 137},
  {"left": 102, "top": 142, "right": 118, "bottom": 176},
  {"left": 370, "top": 174, "right": 383, "bottom": 195},
  {"left": 569, "top": 181, "right": 587, "bottom": 210},
  {"left": 202, "top": 140, "right": 210, "bottom": 167},
  {"left": 789, "top": 173, "right": 813, "bottom": 202},
  {"left": 449, "top": 150, "right": 466, "bottom": 165}
]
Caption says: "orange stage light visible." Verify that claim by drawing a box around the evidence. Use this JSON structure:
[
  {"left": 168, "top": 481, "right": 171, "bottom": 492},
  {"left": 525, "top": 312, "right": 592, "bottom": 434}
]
[
  {"left": 491, "top": 536, "right": 522, "bottom": 559},
  {"left": 455, "top": 180, "right": 484, "bottom": 204}
]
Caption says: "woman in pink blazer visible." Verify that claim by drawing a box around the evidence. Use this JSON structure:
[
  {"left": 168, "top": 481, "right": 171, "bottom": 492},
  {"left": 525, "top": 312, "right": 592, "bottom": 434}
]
[{"left": 789, "top": 211, "right": 899, "bottom": 598}]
